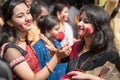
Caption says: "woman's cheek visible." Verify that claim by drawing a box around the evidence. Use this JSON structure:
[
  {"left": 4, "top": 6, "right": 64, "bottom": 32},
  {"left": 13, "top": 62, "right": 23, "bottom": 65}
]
[
  {"left": 14, "top": 23, "right": 23, "bottom": 29},
  {"left": 86, "top": 27, "right": 92, "bottom": 34}
]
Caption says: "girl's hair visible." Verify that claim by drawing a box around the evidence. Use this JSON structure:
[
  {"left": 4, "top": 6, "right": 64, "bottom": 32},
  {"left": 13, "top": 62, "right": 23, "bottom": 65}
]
[
  {"left": 79, "top": 4, "right": 117, "bottom": 55},
  {"left": 0, "top": 0, "right": 29, "bottom": 47},
  {"left": 30, "top": 2, "right": 48, "bottom": 20},
  {"left": 37, "top": 15, "right": 59, "bottom": 34},
  {"left": 51, "top": 3, "right": 66, "bottom": 16}
]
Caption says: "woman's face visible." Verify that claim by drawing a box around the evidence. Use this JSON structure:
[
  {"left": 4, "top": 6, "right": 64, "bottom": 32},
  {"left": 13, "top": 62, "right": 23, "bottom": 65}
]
[
  {"left": 37, "top": 7, "right": 49, "bottom": 20},
  {"left": 40, "top": 7, "right": 49, "bottom": 16},
  {"left": 59, "top": 6, "right": 69, "bottom": 21},
  {"left": 11, "top": 3, "right": 33, "bottom": 32},
  {"left": 48, "top": 24, "right": 61, "bottom": 39},
  {"left": 77, "top": 11, "right": 94, "bottom": 37}
]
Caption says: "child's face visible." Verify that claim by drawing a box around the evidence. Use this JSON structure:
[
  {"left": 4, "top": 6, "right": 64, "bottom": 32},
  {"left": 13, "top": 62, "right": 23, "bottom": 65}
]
[{"left": 48, "top": 24, "right": 61, "bottom": 39}]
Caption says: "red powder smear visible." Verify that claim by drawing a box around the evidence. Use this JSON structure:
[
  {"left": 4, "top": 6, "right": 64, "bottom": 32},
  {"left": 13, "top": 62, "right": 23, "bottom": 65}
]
[{"left": 86, "top": 27, "right": 91, "bottom": 34}]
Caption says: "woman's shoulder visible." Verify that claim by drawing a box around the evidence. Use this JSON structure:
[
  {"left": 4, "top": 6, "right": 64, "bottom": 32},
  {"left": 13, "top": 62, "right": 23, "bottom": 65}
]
[
  {"left": 0, "top": 42, "right": 26, "bottom": 59},
  {"left": 104, "top": 50, "right": 119, "bottom": 59}
]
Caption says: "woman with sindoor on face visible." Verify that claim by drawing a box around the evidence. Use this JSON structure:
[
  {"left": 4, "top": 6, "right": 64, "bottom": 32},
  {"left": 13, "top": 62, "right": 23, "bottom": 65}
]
[
  {"left": 28, "top": 2, "right": 49, "bottom": 46},
  {"left": 65, "top": 4, "right": 120, "bottom": 80},
  {"left": 0, "top": 0, "right": 71, "bottom": 80},
  {"left": 51, "top": 3, "right": 74, "bottom": 47}
]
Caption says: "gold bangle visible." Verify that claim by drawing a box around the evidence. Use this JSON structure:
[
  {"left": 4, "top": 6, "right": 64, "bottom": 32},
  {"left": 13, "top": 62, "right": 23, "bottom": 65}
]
[{"left": 46, "top": 62, "right": 53, "bottom": 73}]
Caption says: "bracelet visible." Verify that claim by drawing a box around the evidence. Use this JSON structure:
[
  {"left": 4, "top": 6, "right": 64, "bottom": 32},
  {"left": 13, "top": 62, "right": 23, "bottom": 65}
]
[{"left": 46, "top": 62, "right": 53, "bottom": 73}]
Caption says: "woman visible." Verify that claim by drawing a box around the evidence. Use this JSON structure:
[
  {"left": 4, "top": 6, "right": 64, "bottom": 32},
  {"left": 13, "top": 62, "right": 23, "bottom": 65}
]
[
  {"left": 33, "top": 15, "right": 68, "bottom": 80},
  {"left": 51, "top": 3, "right": 74, "bottom": 46},
  {"left": 0, "top": 0, "right": 71, "bottom": 80},
  {"left": 104, "top": 0, "right": 120, "bottom": 56},
  {"left": 28, "top": 2, "right": 49, "bottom": 46},
  {"left": 66, "top": 4, "right": 120, "bottom": 80}
]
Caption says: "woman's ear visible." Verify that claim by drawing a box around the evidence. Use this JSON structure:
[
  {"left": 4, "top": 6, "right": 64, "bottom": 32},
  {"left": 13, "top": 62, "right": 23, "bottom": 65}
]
[
  {"left": 57, "top": 11, "right": 61, "bottom": 20},
  {"left": 7, "top": 20, "right": 14, "bottom": 27}
]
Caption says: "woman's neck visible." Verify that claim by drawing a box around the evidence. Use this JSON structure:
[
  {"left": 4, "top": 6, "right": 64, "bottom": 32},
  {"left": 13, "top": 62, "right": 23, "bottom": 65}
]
[
  {"left": 19, "top": 32, "right": 26, "bottom": 42},
  {"left": 60, "top": 22, "right": 65, "bottom": 32},
  {"left": 84, "top": 37, "right": 92, "bottom": 50}
]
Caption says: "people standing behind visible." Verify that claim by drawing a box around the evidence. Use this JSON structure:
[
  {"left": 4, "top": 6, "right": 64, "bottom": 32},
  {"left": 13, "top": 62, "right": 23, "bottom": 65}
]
[
  {"left": 110, "top": 0, "right": 120, "bottom": 56},
  {"left": 104, "top": 0, "right": 120, "bottom": 56},
  {"left": 23, "top": 0, "right": 33, "bottom": 8},
  {"left": 0, "top": 0, "right": 71, "bottom": 80},
  {"left": 28, "top": 2, "right": 49, "bottom": 46},
  {"left": 66, "top": 4, "right": 120, "bottom": 80},
  {"left": 67, "top": 0, "right": 79, "bottom": 40},
  {"left": 49, "top": 0, "right": 60, "bottom": 14},
  {"left": 33, "top": 15, "right": 68, "bottom": 80},
  {"left": 104, "top": 0, "right": 119, "bottom": 16},
  {"left": 51, "top": 3, "right": 74, "bottom": 47}
]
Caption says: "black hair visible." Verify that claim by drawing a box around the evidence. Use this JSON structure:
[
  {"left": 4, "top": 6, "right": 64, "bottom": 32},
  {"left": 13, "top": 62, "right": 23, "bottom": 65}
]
[
  {"left": 51, "top": 3, "right": 66, "bottom": 16},
  {"left": 37, "top": 15, "right": 59, "bottom": 34},
  {"left": 79, "top": 4, "right": 117, "bottom": 55},
  {"left": 111, "top": 1, "right": 120, "bottom": 19}
]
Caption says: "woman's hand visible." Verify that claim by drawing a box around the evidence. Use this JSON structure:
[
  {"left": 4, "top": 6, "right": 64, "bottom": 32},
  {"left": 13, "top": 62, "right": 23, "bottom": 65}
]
[
  {"left": 56, "top": 44, "right": 71, "bottom": 60},
  {"left": 67, "top": 71, "right": 104, "bottom": 80},
  {"left": 40, "top": 34, "right": 57, "bottom": 53}
]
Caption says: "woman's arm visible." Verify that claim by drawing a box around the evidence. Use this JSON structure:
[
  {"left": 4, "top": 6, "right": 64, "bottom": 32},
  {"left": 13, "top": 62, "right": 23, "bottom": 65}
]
[{"left": 4, "top": 44, "right": 71, "bottom": 80}]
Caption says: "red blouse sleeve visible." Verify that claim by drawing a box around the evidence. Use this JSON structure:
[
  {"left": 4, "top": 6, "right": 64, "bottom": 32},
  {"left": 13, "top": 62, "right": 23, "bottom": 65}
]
[{"left": 69, "top": 41, "right": 82, "bottom": 60}]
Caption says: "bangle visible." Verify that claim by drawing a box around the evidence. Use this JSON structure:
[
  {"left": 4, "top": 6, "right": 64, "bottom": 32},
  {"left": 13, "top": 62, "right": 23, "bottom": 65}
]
[{"left": 46, "top": 62, "right": 53, "bottom": 73}]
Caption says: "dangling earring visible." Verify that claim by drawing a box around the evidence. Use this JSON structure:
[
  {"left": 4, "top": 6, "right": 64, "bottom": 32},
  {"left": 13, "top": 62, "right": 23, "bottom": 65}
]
[{"left": 45, "top": 32, "right": 51, "bottom": 38}]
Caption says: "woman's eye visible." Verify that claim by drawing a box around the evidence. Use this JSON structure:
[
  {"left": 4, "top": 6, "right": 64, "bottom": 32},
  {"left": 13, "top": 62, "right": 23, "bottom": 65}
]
[
  {"left": 83, "top": 20, "right": 90, "bottom": 23},
  {"left": 17, "top": 14, "right": 23, "bottom": 18}
]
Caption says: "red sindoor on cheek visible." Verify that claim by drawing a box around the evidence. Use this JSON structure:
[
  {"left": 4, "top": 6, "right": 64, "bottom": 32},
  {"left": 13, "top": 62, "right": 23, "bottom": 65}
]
[
  {"left": 62, "top": 15, "right": 65, "bottom": 20},
  {"left": 16, "top": 23, "right": 23, "bottom": 28},
  {"left": 86, "top": 27, "right": 92, "bottom": 34},
  {"left": 77, "top": 26, "right": 80, "bottom": 30}
]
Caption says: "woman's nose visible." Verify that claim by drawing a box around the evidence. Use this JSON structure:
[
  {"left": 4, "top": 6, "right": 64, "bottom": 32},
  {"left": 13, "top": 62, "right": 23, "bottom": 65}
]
[{"left": 25, "top": 15, "right": 31, "bottom": 21}]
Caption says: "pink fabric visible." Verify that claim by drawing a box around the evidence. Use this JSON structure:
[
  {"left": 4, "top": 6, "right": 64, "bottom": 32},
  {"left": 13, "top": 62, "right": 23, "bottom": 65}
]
[
  {"left": 9, "top": 56, "right": 25, "bottom": 68},
  {"left": 0, "top": 43, "right": 9, "bottom": 58}
]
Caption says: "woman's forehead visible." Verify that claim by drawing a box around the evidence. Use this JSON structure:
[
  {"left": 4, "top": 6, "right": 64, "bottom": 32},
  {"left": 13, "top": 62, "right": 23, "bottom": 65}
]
[{"left": 13, "top": 3, "right": 28, "bottom": 14}]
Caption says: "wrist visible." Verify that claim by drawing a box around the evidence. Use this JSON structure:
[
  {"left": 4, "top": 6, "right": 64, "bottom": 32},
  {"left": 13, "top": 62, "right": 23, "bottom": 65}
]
[
  {"left": 54, "top": 52, "right": 61, "bottom": 61},
  {"left": 87, "top": 74, "right": 104, "bottom": 80}
]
